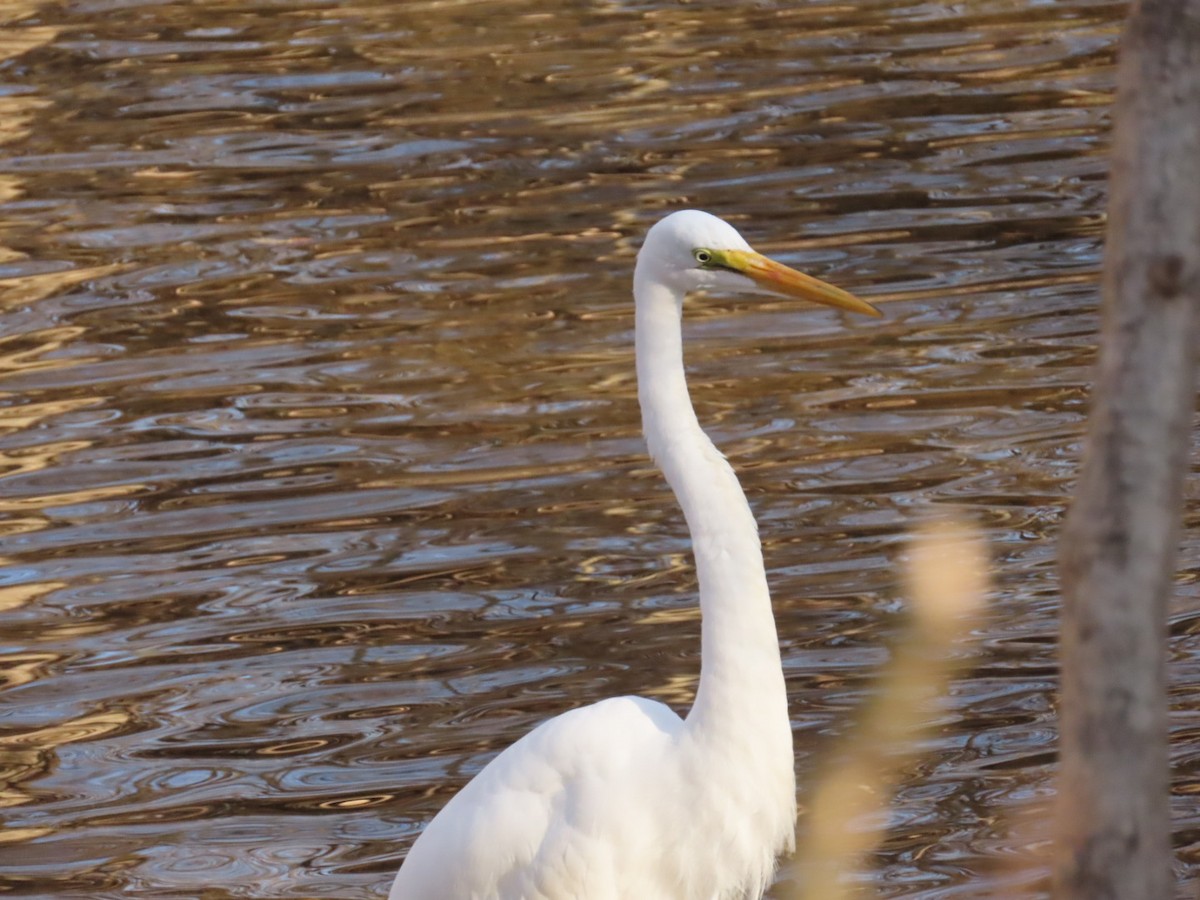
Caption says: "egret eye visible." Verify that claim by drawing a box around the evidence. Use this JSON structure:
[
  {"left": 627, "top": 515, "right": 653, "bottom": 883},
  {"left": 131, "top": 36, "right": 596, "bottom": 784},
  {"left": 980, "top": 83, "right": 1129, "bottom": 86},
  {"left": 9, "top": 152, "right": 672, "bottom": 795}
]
[{"left": 694, "top": 249, "right": 713, "bottom": 265}]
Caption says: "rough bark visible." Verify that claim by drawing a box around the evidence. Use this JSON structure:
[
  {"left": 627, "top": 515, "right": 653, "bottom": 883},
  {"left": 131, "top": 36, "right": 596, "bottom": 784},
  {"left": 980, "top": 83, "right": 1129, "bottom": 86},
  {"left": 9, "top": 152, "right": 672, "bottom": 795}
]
[{"left": 1054, "top": 2, "right": 1200, "bottom": 898}]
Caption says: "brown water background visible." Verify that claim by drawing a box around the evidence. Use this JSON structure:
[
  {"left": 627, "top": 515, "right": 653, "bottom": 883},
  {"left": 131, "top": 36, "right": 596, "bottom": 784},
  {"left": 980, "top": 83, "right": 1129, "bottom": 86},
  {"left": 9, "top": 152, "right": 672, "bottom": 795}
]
[{"left": 1, "top": 0, "right": 1198, "bottom": 897}]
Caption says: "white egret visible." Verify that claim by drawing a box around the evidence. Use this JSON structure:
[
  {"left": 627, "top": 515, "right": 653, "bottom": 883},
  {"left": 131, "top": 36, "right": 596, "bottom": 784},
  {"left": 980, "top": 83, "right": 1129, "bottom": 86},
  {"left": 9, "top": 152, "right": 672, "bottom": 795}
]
[{"left": 391, "top": 210, "right": 880, "bottom": 900}]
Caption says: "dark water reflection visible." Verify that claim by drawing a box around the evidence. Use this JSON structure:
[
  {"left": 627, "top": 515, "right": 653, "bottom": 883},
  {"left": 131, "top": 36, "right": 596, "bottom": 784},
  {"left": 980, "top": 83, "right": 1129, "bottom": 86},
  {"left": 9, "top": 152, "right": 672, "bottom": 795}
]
[{"left": 1, "top": 0, "right": 1197, "bottom": 897}]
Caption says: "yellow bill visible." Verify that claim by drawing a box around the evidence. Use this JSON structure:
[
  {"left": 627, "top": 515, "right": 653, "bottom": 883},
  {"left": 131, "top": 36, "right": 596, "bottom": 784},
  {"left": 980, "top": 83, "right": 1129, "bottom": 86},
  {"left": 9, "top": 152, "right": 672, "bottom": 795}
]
[{"left": 717, "top": 248, "right": 881, "bottom": 317}]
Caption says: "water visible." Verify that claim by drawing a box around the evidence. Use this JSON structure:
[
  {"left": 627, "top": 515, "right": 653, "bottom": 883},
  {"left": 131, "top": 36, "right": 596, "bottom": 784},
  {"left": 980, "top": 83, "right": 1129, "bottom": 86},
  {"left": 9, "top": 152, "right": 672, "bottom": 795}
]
[{"left": 1, "top": 0, "right": 1197, "bottom": 897}]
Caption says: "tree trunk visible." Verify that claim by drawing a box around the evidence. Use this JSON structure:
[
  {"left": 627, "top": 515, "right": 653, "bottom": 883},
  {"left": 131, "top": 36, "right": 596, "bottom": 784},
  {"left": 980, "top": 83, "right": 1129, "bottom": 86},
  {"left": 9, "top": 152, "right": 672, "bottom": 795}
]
[{"left": 1053, "top": 2, "right": 1200, "bottom": 898}]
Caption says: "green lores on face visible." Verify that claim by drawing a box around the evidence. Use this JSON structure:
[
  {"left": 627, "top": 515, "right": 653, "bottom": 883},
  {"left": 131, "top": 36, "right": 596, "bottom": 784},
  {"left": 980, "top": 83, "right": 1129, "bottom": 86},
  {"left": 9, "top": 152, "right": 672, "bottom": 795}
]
[
  {"left": 691, "top": 246, "right": 882, "bottom": 317},
  {"left": 692, "top": 247, "right": 727, "bottom": 269}
]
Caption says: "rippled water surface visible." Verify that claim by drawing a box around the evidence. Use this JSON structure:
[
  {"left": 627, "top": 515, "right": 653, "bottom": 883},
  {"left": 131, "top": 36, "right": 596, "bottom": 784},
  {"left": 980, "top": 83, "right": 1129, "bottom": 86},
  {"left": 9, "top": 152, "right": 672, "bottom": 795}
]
[{"left": 2, "top": 0, "right": 1199, "bottom": 897}]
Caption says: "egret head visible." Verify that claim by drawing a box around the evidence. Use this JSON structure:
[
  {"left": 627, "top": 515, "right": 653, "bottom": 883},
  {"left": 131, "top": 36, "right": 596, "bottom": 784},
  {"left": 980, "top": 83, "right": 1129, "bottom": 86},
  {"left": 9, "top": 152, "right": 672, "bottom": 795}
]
[{"left": 635, "top": 210, "right": 880, "bottom": 317}]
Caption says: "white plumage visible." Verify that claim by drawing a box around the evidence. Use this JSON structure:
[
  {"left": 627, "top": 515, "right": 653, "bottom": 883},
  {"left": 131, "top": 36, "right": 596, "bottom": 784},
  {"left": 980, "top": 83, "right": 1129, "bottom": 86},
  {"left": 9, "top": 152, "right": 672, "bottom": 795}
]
[{"left": 391, "top": 211, "right": 879, "bottom": 900}]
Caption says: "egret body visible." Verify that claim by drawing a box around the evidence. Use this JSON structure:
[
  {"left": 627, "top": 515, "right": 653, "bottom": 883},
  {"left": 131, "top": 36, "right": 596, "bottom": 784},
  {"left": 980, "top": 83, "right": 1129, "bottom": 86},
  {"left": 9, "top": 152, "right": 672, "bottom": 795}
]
[{"left": 391, "top": 210, "right": 880, "bottom": 900}]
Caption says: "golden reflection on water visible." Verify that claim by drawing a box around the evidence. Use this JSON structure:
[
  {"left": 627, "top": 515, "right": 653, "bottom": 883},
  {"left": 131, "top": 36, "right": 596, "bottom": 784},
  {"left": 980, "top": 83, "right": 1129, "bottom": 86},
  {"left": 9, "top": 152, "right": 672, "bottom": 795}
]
[{"left": 0, "top": 0, "right": 1196, "bottom": 898}]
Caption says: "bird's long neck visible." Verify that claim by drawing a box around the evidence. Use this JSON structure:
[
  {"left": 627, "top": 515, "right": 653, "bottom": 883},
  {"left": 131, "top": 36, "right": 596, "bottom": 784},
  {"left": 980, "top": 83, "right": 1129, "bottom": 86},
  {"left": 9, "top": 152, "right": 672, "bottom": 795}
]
[{"left": 633, "top": 276, "right": 790, "bottom": 744}]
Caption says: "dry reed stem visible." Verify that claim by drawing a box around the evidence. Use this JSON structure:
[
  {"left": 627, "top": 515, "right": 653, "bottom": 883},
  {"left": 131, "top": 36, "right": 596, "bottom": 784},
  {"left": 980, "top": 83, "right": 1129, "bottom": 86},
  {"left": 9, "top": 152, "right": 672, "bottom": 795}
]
[{"left": 787, "top": 515, "right": 987, "bottom": 900}]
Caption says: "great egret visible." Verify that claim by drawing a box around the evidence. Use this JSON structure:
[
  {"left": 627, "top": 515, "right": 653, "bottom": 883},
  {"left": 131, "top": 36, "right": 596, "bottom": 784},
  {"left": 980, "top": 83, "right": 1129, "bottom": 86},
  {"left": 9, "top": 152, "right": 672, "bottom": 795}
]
[{"left": 391, "top": 210, "right": 880, "bottom": 900}]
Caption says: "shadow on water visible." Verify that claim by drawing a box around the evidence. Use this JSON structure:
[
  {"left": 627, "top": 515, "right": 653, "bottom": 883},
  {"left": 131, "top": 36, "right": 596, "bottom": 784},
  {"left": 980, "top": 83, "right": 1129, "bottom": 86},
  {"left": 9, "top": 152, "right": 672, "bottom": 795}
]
[{"left": 1, "top": 0, "right": 1197, "bottom": 897}]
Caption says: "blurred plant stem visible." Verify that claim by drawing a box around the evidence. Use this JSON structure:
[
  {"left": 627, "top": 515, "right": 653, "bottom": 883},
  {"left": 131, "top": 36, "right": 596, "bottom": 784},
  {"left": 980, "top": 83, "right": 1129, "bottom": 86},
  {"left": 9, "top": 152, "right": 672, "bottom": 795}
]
[{"left": 787, "top": 516, "right": 987, "bottom": 900}]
